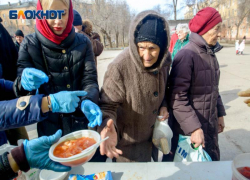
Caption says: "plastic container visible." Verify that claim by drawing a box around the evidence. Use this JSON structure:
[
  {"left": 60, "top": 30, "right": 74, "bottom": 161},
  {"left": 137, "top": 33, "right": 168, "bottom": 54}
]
[
  {"left": 49, "top": 130, "right": 101, "bottom": 167},
  {"left": 39, "top": 170, "right": 68, "bottom": 180},
  {"left": 232, "top": 153, "right": 250, "bottom": 180}
]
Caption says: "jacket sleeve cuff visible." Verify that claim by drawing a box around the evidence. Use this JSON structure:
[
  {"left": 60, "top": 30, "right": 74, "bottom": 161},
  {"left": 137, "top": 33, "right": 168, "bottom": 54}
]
[
  {"left": 97, "top": 115, "right": 117, "bottom": 134},
  {"left": 182, "top": 121, "right": 202, "bottom": 135},
  {"left": 218, "top": 111, "right": 226, "bottom": 117},
  {"left": 160, "top": 99, "right": 168, "bottom": 108},
  {"left": 13, "top": 76, "right": 36, "bottom": 98},
  {"left": 217, "top": 106, "right": 226, "bottom": 117},
  {"left": 11, "top": 144, "right": 30, "bottom": 172}
]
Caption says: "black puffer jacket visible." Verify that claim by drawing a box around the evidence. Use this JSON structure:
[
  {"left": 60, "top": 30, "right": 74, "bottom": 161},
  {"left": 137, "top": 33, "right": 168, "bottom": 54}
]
[
  {"left": 14, "top": 28, "right": 99, "bottom": 136},
  {"left": 0, "top": 23, "right": 18, "bottom": 81}
]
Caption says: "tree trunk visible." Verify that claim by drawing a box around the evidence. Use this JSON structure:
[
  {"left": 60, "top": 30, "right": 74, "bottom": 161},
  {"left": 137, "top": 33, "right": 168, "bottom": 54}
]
[
  {"left": 116, "top": 31, "right": 119, "bottom": 48},
  {"left": 107, "top": 35, "right": 112, "bottom": 48},
  {"left": 103, "top": 35, "right": 106, "bottom": 47},
  {"left": 122, "top": 29, "right": 125, "bottom": 47},
  {"left": 101, "top": 28, "right": 113, "bottom": 48},
  {"left": 236, "top": 25, "right": 240, "bottom": 40},
  {"left": 229, "top": 28, "right": 232, "bottom": 41},
  {"left": 173, "top": 0, "right": 177, "bottom": 20}
]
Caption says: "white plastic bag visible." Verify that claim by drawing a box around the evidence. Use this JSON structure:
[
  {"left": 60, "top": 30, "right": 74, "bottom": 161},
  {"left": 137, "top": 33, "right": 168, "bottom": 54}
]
[
  {"left": 152, "top": 116, "right": 173, "bottom": 155},
  {"left": 174, "top": 135, "right": 212, "bottom": 162},
  {"left": 0, "top": 144, "right": 17, "bottom": 155}
]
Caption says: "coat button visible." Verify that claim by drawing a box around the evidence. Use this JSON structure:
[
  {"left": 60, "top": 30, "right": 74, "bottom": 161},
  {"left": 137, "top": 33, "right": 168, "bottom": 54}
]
[
  {"left": 60, "top": 114, "right": 63, "bottom": 118},
  {"left": 153, "top": 110, "right": 158, "bottom": 114},
  {"left": 153, "top": 71, "right": 159, "bottom": 75},
  {"left": 67, "top": 84, "right": 71, "bottom": 88},
  {"left": 62, "top": 49, "right": 66, "bottom": 53},
  {"left": 64, "top": 66, "right": 68, "bottom": 71},
  {"left": 20, "top": 101, "right": 26, "bottom": 107},
  {"left": 154, "top": 91, "right": 158, "bottom": 97}
]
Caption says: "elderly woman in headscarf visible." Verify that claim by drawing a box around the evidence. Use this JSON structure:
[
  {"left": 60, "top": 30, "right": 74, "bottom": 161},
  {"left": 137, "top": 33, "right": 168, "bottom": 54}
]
[
  {"left": 13, "top": 0, "right": 102, "bottom": 137},
  {"left": 98, "top": 10, "right": 172, "bottom": 162},
  {"left": 164, "top": 7, "right": 226, "bottom": 162},
  {"left": 171, "top": 23, "right": 190, "bottom": 60}
]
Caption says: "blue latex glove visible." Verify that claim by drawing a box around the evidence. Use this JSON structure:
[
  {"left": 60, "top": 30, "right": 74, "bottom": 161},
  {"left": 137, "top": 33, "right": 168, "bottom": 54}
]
[
  {"left": 21, "top": 68, "right": 49, "bottom": 91},
  {"left": 81, "top": 100, "right": 102, "bottom": 128},
  {"left": 23, "top": 130, "right": 71, "bottom": 172},
  {"left": 50, "top": 91, "right": 87, "bottom": 113}
]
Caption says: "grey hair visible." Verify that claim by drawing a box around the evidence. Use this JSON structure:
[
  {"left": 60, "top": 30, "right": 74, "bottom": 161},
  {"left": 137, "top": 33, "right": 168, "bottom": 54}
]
[{"left": 176, "top": 23, "right": 190, "bottom": 34}]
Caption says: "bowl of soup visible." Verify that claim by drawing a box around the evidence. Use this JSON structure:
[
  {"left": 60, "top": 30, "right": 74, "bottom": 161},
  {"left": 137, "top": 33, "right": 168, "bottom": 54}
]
[{"left": 49, "top": 130, "right": 101, "bottom": 167}]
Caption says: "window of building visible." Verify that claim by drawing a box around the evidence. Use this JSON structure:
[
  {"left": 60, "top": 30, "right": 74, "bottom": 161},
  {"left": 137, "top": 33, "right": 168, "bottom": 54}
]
[{"left": 2, "top": 14, "right": 5, "bottom": 18}]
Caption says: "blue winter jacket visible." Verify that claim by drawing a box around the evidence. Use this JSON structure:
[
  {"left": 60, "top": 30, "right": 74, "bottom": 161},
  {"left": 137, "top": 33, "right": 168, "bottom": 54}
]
[{"left": 0, "top": 79, "right": 48, "bottom": 131}]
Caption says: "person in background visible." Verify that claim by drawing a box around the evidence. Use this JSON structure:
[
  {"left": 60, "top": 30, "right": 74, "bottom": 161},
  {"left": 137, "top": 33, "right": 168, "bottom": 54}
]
[
  {"left": 98, "top": 11, "right": 171, "bottom": 162},
  {"left": 171, "top": 23, "right": 190, "bottom": 60},
  {"left": 0, "top": 130, "right": 71, "bottom": 180},
  {"left": 239, "top": 37, "right": 246, "bottom": 55},
  {"left": 13, "top": 0, "right": 101, "bottom": 138},
  {"left": 235, "top": 40, "right": 240, "bottom": 55},
  {"left": 164, "top": 7, "right": 226, "bottom": 162},
  {"left": 169, "top": 27, "right": 178, "bottom": 54},
  {"left": 73, "top": 10, "right": 103, "bottom": 67},
  {"left": 82, "top": 19, "right": 104, "bottom": 65},
  {"left": 14, "top": 30, "right": 24, "bottom": 52}
]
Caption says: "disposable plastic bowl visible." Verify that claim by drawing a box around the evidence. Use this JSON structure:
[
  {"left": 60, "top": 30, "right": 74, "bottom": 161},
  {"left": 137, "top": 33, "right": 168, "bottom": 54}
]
[
  {"left": 49, "top": 130, "right": 101, "bottom": 167},
  {"left": 232, "top": 153, "right": 250, "bottom": 180}
]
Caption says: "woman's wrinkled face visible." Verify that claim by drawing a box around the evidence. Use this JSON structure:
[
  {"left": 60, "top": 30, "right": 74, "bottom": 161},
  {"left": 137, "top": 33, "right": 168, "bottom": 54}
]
[
  {"left": 202, "top": 22, "right": 222, "bottom": 46},
  {"left": 177, "top": 30, "right": 188, "bottom": 41},
  {"left": 137, "top": 41, "right": 160, "bottom": 68},
  {"left": 45, "top": 1, "right": 69, "bottom": 35}
]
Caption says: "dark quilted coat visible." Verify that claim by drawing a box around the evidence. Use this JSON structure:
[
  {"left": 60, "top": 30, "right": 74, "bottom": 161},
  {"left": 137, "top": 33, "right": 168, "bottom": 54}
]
[
  {"left": 13, "top": 28, "right": 99, "bottom": 137},
  {"left": 166, "top": 33, "right": 226, "bottom": 161}
]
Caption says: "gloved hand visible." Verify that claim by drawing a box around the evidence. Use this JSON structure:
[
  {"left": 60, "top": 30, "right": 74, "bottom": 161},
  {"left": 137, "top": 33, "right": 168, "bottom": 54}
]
[
  {"left": 50, "top": 91, "right": 87, "bottom": 113},
  {"left": 23, "top": 130, "right": 71, "bottom": 172},
  {"left": 81, "top": 100, "right": 102, "bottom": 128},
  {"left": 21, "top": 68, "right": 49, "bottom": 91}
]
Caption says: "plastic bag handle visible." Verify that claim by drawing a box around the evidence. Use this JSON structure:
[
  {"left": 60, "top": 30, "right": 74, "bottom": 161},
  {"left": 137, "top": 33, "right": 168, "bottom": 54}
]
[{"left": 191, "top": 143, "right": 199, "bottom": 150}]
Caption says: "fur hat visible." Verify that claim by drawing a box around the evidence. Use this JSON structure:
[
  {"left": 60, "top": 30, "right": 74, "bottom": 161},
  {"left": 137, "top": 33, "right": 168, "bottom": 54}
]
[{"left": 82, "top": 19, "right": 93, "bottom": 35}]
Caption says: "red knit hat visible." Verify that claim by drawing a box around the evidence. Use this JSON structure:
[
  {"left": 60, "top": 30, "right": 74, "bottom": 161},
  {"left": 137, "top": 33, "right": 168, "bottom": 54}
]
[{"left": 189, "top": 7, "right": 222, "bottom": 35}]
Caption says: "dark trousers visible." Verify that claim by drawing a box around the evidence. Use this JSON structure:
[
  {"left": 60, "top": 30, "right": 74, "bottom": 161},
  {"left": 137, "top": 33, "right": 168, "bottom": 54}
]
[{"left": 5, "top": 127, "right": 29, "bottom": 145}]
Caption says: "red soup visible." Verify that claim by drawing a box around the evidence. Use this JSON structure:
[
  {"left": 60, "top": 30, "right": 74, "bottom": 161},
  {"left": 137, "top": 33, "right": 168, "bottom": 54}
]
[
  {"left": 53, "top": 137, "right": 96, "bottom": 158},
  {"left": 237, "top": 167, "right": 250, "bottom": 179}
]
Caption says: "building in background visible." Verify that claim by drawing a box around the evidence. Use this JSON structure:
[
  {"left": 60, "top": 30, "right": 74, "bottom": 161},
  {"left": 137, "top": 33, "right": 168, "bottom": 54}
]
[
  {"left": 0, "top": 1, "right": 36, "bottom": 36},
  {"left": 184, "top": 0, "right": 249, "bottom": 41},
  {"left": 218, "top": 0, "right": 249, "bottom": 41}
]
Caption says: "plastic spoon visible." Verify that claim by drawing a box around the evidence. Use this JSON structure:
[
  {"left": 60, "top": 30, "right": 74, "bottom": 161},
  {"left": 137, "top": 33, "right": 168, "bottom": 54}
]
[{"left": 81, "top": 136, "right": 109, "bottom": 154}]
